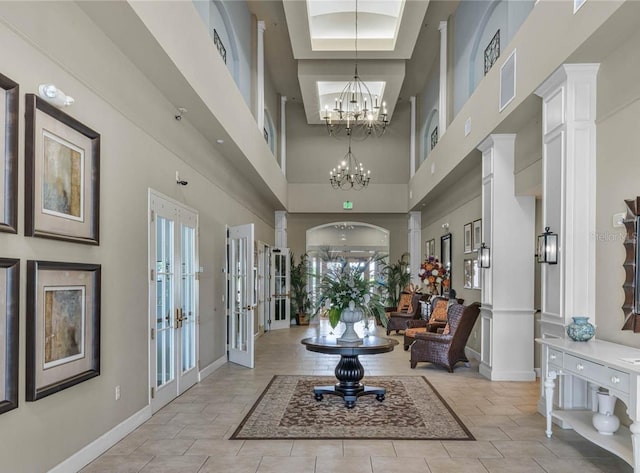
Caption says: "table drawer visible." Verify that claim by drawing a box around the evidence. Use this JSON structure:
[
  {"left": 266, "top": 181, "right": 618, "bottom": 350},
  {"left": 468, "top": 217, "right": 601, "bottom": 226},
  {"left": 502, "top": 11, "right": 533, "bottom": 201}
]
[
  {"left": 548, "top": 348, "right": 563, "bottom": 368},
  {"left": 564, "top": 353, "right": 605, "bottom": 380},
  {"left": 605, "top": 368, "right": 630, "bottom": 393}
]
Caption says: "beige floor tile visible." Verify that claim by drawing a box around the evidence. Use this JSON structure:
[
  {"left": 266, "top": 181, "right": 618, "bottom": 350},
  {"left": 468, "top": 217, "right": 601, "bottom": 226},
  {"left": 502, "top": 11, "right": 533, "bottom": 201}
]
[
  {"left": 291, "top": 439, "right": 344, "bottom": 457},
  {"left": 127, "top": 424, "right": 184, "bottom": 440},
  {"left": 490, "top": 440, "right": 557, "bottom": 458},
  {"left": 256, "top": 455, "right": 316, "bottom": 473},
  {"left": 237, "top": 439, "right": 294, "bottom": 456},
  {"left": 371, "top": 456, "right": 430, "bottom": 473},
  {"left": 532, "top": 456, "right": 632, "bottom": 473},
  {"left": 316, "top": 456, "right": 374, "bottom": 473},
  {"left": 479, "top": 405, "right": 524, "bottom": 416},
  {"left": 468, "top": 427, "right": 511, "bottom": 441},
  {"left": 80, "top": 454, "right": 153, "bottom": 473},
  {"left": 344, "top": 440, "right": 396, "bottom": 457},
  {"left": 133, "top": 438, "right": 195, "bottom": 456},
  {"left": 166, "top": 412, "right": 217, "bottom": 425},
  {"left": 184, "top": 438, "right": 243, "bottom": 456},
  {"left": 175, "top": 424, "right": 231, "bottom": 439},
  {"left": 543, "top": 439, "right": 619, "bottom": 458},
  {"left": 103, "top": 434, "right": 149, "bottom": 456},
  {"left": 441, "top": 440, "right": 502, "bottom": 458},
  {"left": 143, "top": 411, "right": 177, "bottom": 424},
  {"left": 426, "top": 457, "right": 489, "bottom": 473},
  {"left": 465, "top": 415, "right": 520, "bottom": 428},
  {"left": 138, "top": 455, "right": 207, "bottom": 472},
  {"left": 392, "top": 440, "right": 449, "bottom": 458},
  {"left": 480, "top": 457, "right": 546, "bottom": 472},
  {"left": 198, "top": 455, "right": 262, "bottom": 473}
]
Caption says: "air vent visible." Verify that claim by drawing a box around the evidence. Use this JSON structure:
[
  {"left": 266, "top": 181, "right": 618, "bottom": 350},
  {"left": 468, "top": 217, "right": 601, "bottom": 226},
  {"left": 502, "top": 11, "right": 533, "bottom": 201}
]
[{"left": 499, "top": 50, "right": 516, "bottom": 112}]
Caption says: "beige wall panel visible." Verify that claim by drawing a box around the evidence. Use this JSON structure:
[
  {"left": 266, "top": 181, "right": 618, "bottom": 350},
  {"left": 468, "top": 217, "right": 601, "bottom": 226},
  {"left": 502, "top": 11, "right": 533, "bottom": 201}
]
[
  {"left": 287, "top": 184, "right": 408, "bottom": 214},
  {"left": 0, "top": 4, "right": 274, "bottom": 472}
]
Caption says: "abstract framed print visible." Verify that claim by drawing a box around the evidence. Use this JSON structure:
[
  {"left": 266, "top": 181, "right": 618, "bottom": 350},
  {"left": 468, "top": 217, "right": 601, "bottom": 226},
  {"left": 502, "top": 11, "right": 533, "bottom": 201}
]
[
  {"left": 26, "top": 260, "right": 101, "bottom": 401},
  {"left": 25, "top": 94, "right": 100, "bottom": 244}
]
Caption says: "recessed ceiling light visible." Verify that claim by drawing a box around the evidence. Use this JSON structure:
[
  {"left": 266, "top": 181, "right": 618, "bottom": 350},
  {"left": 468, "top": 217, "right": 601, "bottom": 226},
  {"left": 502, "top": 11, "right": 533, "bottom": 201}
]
[{"left": 216, "top": 139, "right": 224, "bottom": 144}]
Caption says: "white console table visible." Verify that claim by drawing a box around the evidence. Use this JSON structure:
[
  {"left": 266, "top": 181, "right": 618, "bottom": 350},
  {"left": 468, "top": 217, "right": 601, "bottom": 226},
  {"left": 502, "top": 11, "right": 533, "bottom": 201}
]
[{"left": 537, "top": 337, "right": 640, "bottom": 471}]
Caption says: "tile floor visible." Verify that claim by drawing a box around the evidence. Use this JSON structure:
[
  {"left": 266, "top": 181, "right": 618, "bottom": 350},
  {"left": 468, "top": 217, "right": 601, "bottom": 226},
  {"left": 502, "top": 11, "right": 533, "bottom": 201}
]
[{"left": 81, "top": 324, "right": 633, "bottom": 472}]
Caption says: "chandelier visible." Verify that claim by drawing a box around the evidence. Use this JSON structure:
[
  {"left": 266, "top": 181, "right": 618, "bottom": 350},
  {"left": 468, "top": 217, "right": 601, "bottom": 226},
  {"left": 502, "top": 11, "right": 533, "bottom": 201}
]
[
  {"left": 321, "top": 0, "right": 389, "bottom": 140},
  {"left": 329, "top": 136, "right": 371, "bottom": 190}
]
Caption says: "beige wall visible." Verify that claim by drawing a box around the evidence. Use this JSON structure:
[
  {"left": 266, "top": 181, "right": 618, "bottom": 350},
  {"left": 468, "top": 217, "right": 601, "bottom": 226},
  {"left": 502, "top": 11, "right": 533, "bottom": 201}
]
[
  {"left": 0, "top": 4, "right": 274, "bottom": 472},
  {"left": 595, "top": 24, "right": 640, "bottom": 348}
]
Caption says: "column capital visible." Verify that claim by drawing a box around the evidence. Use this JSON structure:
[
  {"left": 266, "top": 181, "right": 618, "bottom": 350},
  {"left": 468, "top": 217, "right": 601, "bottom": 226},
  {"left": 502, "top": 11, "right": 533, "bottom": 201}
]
[
  {"left": 535, "top": 64, "right": 599, "bottom": 99},
  {"left": 477, "top": 134, "right": 516, "bottom": 153},
  {"left": 438, "top": 20, "right": 448, "bottom": 32},
  {"left": 281, "top": 95, "right": 287, "bottom": 104},
  {"left": 257, "top": 20, "right": 266, "bottom": 33}
]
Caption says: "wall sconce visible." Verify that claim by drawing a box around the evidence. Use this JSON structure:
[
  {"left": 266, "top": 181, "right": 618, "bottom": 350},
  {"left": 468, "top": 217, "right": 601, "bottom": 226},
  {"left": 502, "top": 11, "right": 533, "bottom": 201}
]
[
  {"left": 38, "top": 84, "right": 74, "bottom": 107},
  {"left": 537, "top": 226, "right": 558, "bottom": 264},
  {"left": 442, "top": 222, "right": 449, "bottom": 232},
  {"left": 479, "top": 243, "right": 491, "bottom": 268}
]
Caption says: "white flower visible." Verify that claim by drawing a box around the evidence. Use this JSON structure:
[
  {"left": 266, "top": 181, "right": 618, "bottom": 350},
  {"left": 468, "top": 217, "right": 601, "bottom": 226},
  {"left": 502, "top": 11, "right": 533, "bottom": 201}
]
[
  {"left": 349, "top": 300, "right": 355, "bottom": 310},
  {"left": 432, "top": 269, "right": 439, "bottom": 276}
]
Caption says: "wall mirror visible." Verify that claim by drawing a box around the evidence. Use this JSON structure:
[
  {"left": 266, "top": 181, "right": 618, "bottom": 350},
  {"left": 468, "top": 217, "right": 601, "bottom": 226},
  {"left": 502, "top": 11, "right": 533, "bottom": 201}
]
[
  {"left": 622, "top": 197, "right": 640, "bottom": 332},
  {"left": 441, "top": 233, "right": 452, "bottom": 281}
]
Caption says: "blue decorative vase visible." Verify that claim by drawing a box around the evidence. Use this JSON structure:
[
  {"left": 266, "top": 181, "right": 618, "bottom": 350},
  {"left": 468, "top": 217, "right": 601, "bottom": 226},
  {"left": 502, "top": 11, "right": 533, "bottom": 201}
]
[{"left": 567, "top": 316, "right": 595, "bottom": 341}]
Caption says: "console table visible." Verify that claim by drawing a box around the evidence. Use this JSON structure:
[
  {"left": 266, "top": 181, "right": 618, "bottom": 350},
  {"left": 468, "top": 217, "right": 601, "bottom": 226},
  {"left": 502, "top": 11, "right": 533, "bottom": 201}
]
[
  {"left": 301, "top": 336, "right": 398, "bottom": 408},
  {"left": 537, "top": 337, "right": 640, "bottom": 471}
]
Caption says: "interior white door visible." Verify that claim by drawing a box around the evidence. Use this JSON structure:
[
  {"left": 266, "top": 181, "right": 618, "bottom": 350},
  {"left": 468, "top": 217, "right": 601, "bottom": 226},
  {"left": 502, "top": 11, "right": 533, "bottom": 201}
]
[
  {"left": 269, "top": 247, "right": 290, "bottom": 330},
  {"left": 149, "top": 191, "right": 199, "bottom": 412},
  {"left": 228, "top": 224, "right": 255, "bottom": 368}
]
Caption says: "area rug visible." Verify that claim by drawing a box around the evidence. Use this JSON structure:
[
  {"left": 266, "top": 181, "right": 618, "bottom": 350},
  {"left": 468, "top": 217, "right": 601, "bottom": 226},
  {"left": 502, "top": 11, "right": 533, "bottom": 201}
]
[{"left": 230, "top": 375, "right": 474, "bottom": 440}]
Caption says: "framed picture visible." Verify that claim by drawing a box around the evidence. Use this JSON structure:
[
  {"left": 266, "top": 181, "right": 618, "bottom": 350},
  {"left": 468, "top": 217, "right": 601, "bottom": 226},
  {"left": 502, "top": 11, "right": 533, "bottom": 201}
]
[
  {"left": 463, "top": 259, "right": 472, "bottom": 289},
  {"left": 464, "top": 223, "right": 472, "bottom": 253},
  {"left": 0, "top": 258, "right": 19, "bottom": 414},
  {"left": 472, "top": 258, "right": 481, "bottom": 290},
  {"left": 0, "top": 74, "right": 18, "bottom": 233},
  {"left": 25, "top": 94, "right": 100, "bottom": 244},
  {"left": 472, "top": 219, "right": 482, "bottom": 251},
  {"left": 425, "top": 239, "right": 436, "bottom": 257},
  {"left": 26, "top": 261, "right": 101, "bottom": 401}
]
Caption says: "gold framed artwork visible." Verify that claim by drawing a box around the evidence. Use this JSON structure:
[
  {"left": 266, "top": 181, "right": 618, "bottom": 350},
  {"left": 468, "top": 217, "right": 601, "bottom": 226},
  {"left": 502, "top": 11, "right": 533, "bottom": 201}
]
[
  {"left": 0, "top": 73, "right": 18, "bottom": 233},
  {"left": 0, "top": 258, "right": 19, "bottom": 414},
  {"left": 472, "top": 219, "right": 482, "bottom": 251},
  {"left": 425, "top": 239, "right": 436, "bottom": 257},
  {"left": 26, "top": 260, "right": 101, "bottom": 401},
  {"left": 25, "top": 94, "right": 100, "bottom": 244},
  {"left": 464, "top": 223, "right": 472, "bottom": 253}
]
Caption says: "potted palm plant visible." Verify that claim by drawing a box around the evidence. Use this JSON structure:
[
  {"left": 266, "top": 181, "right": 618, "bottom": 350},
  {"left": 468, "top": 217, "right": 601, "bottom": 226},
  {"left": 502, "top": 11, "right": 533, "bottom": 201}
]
[
  {"left": 290, "top": 253, "right": 311, "bottom": 325},
  {"left": 381, "top": 252, "right": 411, "bottom": 308}
]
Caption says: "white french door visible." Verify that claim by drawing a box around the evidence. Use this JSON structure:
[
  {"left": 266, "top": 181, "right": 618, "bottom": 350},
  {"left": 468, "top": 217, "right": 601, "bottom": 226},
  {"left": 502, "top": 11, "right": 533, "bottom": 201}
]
[
  {"left": 269, "top": 248, "right": 290, "bottom": 330},
  {"left": 149, "top": 190, "right": 199, "bottom": 412},
  {"left": 227, "top": 224, "right": 255, "bottom": 368}
]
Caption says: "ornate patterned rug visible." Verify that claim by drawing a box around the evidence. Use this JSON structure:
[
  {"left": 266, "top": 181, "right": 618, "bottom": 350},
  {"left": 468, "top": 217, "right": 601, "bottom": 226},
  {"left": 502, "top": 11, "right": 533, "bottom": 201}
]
[{"left": 230, "top": 375, "right": 474, "bottom": 440}]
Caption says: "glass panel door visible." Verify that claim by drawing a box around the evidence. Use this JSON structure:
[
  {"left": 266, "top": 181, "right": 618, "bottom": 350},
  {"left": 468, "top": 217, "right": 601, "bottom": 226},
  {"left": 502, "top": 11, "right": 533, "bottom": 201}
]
[
  {"left": 228, "top": 224, "right": 254, "bottom": 368},
  {"left": 269, "top": 248, "right": 290, "bottom": 330},
  {"left": 149, "top": 190, "right": 199, "bottom": 412}
]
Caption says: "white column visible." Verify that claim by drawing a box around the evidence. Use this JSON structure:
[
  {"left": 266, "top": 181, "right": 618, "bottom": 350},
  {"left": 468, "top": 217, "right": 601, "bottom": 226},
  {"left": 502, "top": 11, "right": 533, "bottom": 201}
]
[
  {"left": 280, "top": 95, "right": 287, "bottom": 175},
  {"left": 275, "top": 211, "right": 287, "bottom": 248},
  {"left": 408, "top": 211, "right": 422, "bottom": 285},
  {"left": 477, "top": 134, "right": 536, "bottom": 381},
  {"left": 410, "top": 96, "right": 416, "bottom": 177},
  {"left": 256, "top": 20, "right": 266, "bottom": 132},
  {"left": 535, "top": 64, "right": 599, "bottom": 339},
  {"left": 438, "top": 20, "right": 448, "bottom": 135}
]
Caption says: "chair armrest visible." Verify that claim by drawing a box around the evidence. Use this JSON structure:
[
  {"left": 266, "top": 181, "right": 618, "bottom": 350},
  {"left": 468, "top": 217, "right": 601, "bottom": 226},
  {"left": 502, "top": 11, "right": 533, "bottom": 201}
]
[
  {"left": 389, "top": 311, "right": 413, "bottom": 318},
  {"left": 407, "top": 320, "right": 428, "bottom": 329},
  {"left": 413, "top": 332, "right": 452, "bottom": 343},
  {"left": 427, "top": 321, "right": 447, "bottom": 332}
]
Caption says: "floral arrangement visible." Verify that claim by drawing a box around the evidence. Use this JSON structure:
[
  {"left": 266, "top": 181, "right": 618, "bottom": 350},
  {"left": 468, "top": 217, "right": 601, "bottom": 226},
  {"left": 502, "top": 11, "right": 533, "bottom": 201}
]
[
  {"left": 418, "top": 256, "right": 450, "bottom": 294},
  {"left": 315, "top": 259, "right": 385, "bottom": 328}
]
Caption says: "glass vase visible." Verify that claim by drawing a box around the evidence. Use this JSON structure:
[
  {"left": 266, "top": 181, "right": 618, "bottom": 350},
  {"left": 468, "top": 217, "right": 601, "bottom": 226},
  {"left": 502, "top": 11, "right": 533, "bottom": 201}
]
[{"left": 566, "top": 316, "right": 595, "bottom": 342}]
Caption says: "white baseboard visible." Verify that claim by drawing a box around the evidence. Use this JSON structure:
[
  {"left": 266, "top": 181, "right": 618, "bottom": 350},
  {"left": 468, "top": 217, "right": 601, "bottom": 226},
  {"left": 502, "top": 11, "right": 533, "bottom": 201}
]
[
  {"left": 198, "top": 355, "right": 227, "bottom": 382},
  {"left": 480, "top": 365, "right": 537, "bottom": 381},
  {"left": 535, "top": 367, "right": 541, "bottom": 378},
  {"left": 48, "top": 405, "right": 152, "bottom": 473},
  {"left": 464, "top": 347, "right": 481, "bottom": 361}
]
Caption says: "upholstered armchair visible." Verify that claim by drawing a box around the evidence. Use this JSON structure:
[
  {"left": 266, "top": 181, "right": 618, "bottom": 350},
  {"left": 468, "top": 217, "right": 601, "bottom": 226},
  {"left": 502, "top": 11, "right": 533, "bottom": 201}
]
[
  {"left": 403, "top": 297, "right": 464, "bottom": 350},
  {"left": 385, "top": 292, "right": 423, "bottom": 335},
  {"left": 409, "top": 302, "right": 481, "bottom": 372}
]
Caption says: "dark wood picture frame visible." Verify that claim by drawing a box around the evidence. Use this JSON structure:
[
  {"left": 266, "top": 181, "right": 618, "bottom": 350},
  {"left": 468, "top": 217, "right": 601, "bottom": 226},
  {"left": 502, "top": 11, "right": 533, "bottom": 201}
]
[
  {"left": 25, "top": 94, "right": 100, "bottom": 244},
  {"left": 0, "top": 258, "right": 19, "bottom": 414},
  {"left": 472, "top": 219, "right": 482, "bottom": 251},
  {"left": 26, "top": 260, "right": 101, "bottom": 401},
  {"left": 464, "top": 223, "right": 472, "bottom": 253},
  {"left": 0, "top": 74, "right": 18, "bottom": 234},
  {"left": 623, "top": 197, "right": 640, "bottom": 332}
]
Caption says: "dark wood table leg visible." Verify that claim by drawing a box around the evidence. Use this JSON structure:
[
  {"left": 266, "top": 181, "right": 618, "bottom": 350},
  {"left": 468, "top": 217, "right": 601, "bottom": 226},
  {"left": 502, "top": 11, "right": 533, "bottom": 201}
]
[{"left": 313, "top": 354, "right": 387, "bottom": 408}]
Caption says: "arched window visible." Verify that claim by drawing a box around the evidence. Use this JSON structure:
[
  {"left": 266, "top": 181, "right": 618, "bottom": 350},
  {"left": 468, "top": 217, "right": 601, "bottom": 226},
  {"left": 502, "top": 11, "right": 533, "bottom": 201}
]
[
  {"left": 210, "top": 2, "right": 240, "bottom": 87},
  {"left": 423, "top": 109, "right": 439, "bottom": 162}
]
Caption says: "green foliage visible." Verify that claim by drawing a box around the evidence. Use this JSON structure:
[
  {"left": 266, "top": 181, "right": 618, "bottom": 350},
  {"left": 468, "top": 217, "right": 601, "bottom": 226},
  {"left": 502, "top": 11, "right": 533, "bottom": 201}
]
[
  {"left": 381, "top": 252, "right": 411, "bottom": 307},
  {"left": 314, "top": 256, "right": 386, "bottom": 329},
  {"left": 290, "top": 253, "right": 311, "bottom": 320}
]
